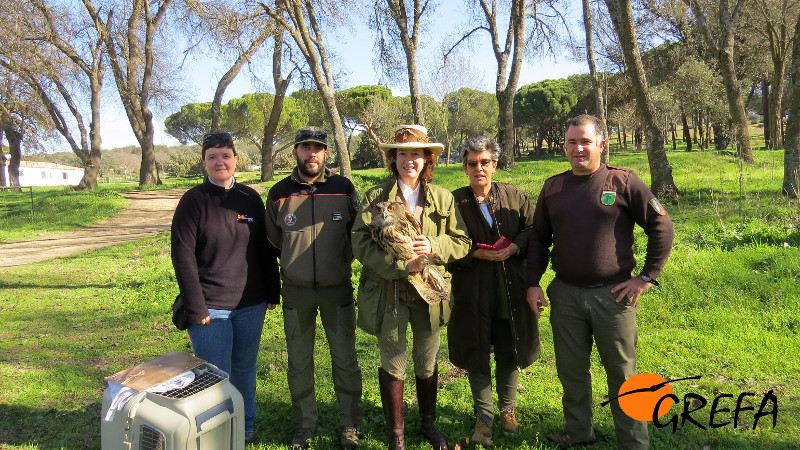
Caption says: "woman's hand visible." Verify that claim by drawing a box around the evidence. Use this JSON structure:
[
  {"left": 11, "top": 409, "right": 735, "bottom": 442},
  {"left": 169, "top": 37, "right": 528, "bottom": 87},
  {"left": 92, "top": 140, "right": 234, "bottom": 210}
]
[
  {"left": 199, "top": 315, "right": 211, "bottom": 325},
  {"left": 407, "top": 254, "right": 429, "bottom": 273},
  {"left": 412, "top": 235, "right": 431, "bottom": 255},
  {"left": 473, "top": 243, "right": 519, "bottom": 261}
]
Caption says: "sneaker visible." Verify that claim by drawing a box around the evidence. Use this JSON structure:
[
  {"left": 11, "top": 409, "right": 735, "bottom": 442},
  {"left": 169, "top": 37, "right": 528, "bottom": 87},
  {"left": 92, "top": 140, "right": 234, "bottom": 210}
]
[
  {"left": 471, "top": 416, "right": 493, "bottom": 447},
  {"left": 546, "top": 430, "right": 598, "bottom": 448},
  {"left": 291, "top": 428, "right": 314, "bottom": 450},
  {"left": 499, "top": 407, "right": 518, "bottom": 433},
  {"left": 340, "top": 426, "right": 359, "bottom": 449}
]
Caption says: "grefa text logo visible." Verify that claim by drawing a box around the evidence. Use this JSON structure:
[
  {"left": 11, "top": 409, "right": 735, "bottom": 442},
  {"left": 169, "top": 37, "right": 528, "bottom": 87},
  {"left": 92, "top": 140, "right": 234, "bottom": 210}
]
[{"left": 602, "top": 373, "right": 778, "bottom": 434}]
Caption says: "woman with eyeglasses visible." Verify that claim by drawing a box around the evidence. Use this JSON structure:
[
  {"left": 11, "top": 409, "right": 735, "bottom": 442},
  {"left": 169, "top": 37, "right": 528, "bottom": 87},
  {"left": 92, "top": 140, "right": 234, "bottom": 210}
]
[
  {"left": 447, "top": 135, "right": 542, "bottom": 446},
  {"left": 352, "top": 125, "right": 470, "bottom": 450},
  {"left": 171, "top": 132, "right": 280, "bottom": 444}
]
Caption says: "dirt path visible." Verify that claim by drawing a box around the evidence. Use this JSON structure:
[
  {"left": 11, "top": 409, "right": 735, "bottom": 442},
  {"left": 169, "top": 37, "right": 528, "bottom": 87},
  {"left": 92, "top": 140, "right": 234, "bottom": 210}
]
[{"left": 0, "top": 188, "right": 188, "bottom": 269}]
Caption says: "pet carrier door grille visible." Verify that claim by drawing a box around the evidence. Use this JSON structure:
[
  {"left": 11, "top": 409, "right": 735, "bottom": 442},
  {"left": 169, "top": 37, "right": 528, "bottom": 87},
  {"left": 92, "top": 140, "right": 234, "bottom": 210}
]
[{"left": 140, "top": 424, "right": 165, "bottom": 450}]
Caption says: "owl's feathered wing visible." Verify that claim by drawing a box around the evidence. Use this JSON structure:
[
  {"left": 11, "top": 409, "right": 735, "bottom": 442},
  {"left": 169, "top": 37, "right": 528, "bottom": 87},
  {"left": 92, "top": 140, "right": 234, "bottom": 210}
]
[{"left": 368, "top": 201, "right": 449, "bottom": 304}]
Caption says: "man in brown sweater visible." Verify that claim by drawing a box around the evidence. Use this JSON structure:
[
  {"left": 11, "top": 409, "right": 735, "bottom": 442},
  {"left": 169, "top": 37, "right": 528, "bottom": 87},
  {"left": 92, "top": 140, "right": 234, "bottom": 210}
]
[{"left": 527, "top": 114, "right": 674, "bottom": 449}]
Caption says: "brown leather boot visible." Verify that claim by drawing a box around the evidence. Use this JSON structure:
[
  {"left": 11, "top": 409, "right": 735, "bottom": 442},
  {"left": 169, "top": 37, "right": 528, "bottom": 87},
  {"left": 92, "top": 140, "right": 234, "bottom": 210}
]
[
  {"left": 500, "top": 407, "right": 518, "bottom": 433},
  {"left": 416, "top": 367, "right": 448, "bottom": 450},
  {"left": 379, "top": 368, "right": 406, "bottom": 450}
]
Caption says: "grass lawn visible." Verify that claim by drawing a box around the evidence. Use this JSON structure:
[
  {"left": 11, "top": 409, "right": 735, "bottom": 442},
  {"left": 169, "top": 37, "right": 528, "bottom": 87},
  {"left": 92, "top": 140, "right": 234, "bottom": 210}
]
[
  {"left": 1, "top": 149, "right": 799, "bottom": 449},
  {"left": 0, "top": 186, "right": 128, "bottom": 243}
]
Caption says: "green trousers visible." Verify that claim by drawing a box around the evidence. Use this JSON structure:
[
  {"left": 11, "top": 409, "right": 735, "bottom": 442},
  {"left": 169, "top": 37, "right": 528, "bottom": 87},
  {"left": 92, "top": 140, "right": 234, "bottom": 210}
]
[
  {"left": 282, "top": 283, "right": 363, "bottom": 430},
  {"left": 467, "top": 316, "right": 519, "bottom": 426},
  {"left": 378, "top": 298, "right": 441, "bottom": 380},
  {"left": 547, "top": 278, "right": 649, "bottom": 450}
]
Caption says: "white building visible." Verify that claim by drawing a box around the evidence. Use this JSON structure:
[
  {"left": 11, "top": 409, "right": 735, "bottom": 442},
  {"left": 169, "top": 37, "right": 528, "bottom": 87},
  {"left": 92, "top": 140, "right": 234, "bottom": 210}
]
[{"left": 1, "top": 156, "right": 84, "bottom": 187}]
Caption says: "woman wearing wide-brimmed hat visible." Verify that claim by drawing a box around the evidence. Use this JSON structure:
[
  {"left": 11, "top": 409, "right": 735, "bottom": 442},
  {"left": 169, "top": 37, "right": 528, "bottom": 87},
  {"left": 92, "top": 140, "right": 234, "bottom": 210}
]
[{"left": 352, "top": 125, "right": 471, "bottom": 450}]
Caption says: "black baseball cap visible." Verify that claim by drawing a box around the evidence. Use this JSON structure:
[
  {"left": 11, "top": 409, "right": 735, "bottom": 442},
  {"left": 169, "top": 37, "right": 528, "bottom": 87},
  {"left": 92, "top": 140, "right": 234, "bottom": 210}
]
[{"left": 294, "top": 128, "right": 327, "bottom": 147}]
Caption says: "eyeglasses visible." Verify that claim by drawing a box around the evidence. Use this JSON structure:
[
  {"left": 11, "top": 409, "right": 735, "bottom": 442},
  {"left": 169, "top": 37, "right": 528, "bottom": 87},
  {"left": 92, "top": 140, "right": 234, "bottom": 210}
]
[
  {"left": 466, "top": 159, "right": 494, "bottom": 168},
  {"left": 203, "top": 132, "right": 233, "bottom": 143}
]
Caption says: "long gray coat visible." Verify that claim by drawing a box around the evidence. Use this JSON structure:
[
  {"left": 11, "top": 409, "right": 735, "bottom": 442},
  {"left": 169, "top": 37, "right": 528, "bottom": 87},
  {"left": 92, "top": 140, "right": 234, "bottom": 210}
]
[{"left": 448, "top": 182, "right": 541, "bottom": 375}]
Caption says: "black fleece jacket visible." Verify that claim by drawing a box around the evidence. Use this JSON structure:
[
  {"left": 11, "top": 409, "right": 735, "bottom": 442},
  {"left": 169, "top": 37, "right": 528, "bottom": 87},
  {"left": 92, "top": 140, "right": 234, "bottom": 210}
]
[{"left": 171, "top": 179, "right": 280, "bottom": 323}]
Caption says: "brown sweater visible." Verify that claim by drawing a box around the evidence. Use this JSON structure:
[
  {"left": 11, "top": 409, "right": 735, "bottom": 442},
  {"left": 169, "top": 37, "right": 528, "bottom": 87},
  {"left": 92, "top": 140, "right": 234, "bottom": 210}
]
[{"left": 527, "top": 165, "right": 674, "bottom": 287}]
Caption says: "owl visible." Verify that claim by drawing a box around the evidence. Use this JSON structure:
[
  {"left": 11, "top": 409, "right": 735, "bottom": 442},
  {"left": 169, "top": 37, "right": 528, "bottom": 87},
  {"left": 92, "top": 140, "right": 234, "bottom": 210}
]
[{"left": 368, "top": 201, "right": 449, "bottom": 305}]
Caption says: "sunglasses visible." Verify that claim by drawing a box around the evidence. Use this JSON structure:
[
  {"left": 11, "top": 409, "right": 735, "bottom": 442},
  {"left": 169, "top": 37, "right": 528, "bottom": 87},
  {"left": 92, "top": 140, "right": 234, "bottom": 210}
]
[
  {"left": 203, "top": 132, "right": 233, "bottom": 143},
  {"left": 466, "top": 159, "right": 494, "bottom": 168}
]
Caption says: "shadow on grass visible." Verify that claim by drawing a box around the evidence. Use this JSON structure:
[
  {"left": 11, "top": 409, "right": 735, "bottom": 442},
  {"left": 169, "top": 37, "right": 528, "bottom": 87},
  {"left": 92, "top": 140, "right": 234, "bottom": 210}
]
[
  {"left": 0, "top": 281, "right": 143, "bottom": 290},
  {"left": 0, "top": 402, "right": 102, "bottom": 449}
]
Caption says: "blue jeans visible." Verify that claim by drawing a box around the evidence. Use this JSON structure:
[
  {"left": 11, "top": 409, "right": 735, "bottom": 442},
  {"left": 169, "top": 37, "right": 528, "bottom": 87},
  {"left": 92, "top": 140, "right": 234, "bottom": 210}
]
[{"left": 188, "top": 302, "right": 267, "bottom": 434}]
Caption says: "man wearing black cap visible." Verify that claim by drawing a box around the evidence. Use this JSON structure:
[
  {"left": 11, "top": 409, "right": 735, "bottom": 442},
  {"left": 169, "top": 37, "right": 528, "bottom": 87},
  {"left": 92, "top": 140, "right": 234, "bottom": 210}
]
[{"left": 266, "top": 128, "right": 363, "bottom": 450}]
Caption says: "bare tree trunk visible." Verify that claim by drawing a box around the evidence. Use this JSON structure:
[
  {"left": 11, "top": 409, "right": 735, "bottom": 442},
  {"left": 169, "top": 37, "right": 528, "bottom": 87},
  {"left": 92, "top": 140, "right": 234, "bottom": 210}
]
[
  {"left": 211, "top": 30, "right": 272, "bottom": 132},
  {"left": 605, "top": 0, "right": 679, "bottom": 199},
  {"left": 84, "top": 0, "right": 172, "bottom": 186},
  {"left": 263, "top": 0, "right": 352, "bottom": 178},
  {"left": 4, "top": 126, "right": 21, "bottom": 189},
  {"left": 754, "top": 0, "right": 793, "bottom": 150},
  {"left": 782, "top": 11, "right": 800, "bottom": 197},
  {"left": 583, "top": 0, "right": 609, "bottom": 164},
  {"left": 391, "top": 0, "right": 424, "bottom": 125},
  {"left": 681, "top": 110, "right": 691, "bottom": 151},
  {"left": 261, "top": 34, "right": 291, "bottom": 182},
  {"left": 697, "top": 113, "right": 705, "bottom": 150},
  {"left": 0, "top": 128, "right": 5, "bottom": 187},
  {"left": 634, "top": 127, "right": 643, "bottom": 152},
  {"left": 77, "top": 56, "right": 104, "bottom": 191},
  {"left": 27, "top": 0, "right": 105, "bottom": 190},
  {"left": 670, "top": 122, "right": 677, "bottom": 150},
  {"left": 768, "top": 72, "right": 785, "bottom": 149},
  {"left": 407, "top": 51, "right": 424, "bottom": 125},
  {"left": 762, "top": 79, "right": 770, "bottom": 148},
  {"left": 492, "top": 0, "right": 525, "bottom": 169},
  {"left": 684, "top": 0, "right": 753, "bottom": 163}
]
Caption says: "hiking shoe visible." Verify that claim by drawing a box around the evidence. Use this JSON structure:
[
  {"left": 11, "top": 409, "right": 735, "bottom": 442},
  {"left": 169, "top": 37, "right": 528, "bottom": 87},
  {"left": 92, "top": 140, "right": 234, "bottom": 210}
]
[
  {"left": 291, "top": 428, "right": 313, "bottom": 450},
  {"left": 500, "top": 407, "right": 518, "bottom": 433},
  {"left": 244, "top": 431, "right": 254, "bottom": 444},
  {"left": 340, "top": 426, "right": 359, "bottom": 449},
  {"left": 471, "top": 416, "right": 493, "bottom": 447},
  {"left": 546, "top": 430, "right": 598, "bottom": 448}
]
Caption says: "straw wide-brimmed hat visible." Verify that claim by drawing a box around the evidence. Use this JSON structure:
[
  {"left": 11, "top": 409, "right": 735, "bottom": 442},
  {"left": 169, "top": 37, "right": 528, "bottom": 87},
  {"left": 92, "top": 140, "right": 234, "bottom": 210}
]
[{"left": 378, "top": 125, "right": 444, "bottom": 159}]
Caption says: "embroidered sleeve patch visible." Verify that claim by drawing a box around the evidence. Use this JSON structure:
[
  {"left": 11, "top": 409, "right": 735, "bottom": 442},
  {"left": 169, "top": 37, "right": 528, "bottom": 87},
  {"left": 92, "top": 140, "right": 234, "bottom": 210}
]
[{"left": 649, "top": 198, "right": 667, "bottom": 215}]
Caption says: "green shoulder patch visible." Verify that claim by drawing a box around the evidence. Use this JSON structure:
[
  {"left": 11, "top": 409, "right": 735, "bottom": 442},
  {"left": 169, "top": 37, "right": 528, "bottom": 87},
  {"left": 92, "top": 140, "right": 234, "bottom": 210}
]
[
  {"left": 601, "top": 190, "right": 617, "bottom": 206},
  {"left": 649, "top": 198, "right": 667, "bottom": 215}
]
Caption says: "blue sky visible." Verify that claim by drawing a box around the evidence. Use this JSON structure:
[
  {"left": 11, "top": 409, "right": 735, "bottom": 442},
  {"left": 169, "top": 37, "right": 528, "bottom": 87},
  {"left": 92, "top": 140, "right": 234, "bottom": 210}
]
[{"left": 100, "top": 0, "right": 587, "bottom": 149}]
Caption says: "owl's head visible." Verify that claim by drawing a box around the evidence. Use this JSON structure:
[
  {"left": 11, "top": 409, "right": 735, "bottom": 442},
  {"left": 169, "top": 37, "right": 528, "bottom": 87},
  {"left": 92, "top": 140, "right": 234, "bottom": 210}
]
[{"left": 370, "top": 201, "right": 405, "bottom": 227}]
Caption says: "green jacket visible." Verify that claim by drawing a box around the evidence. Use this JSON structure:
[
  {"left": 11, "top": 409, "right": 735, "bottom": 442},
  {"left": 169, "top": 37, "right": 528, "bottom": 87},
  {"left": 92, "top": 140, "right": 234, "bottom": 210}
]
[
  {"left": 352, "top": 180, "right": 471, "bottom": 335},
  {"left": 266, "top": 167, "right": 359, "bottom": 289}
]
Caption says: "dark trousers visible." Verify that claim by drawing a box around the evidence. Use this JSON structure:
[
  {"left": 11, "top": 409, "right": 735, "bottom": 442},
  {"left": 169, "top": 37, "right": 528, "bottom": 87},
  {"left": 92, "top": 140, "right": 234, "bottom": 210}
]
[
  {"left": 548, "top": 278, "right": 649, "bottom": 449},
  {"left": 282, "top": 283, "right": 363, "bottom": 430}
]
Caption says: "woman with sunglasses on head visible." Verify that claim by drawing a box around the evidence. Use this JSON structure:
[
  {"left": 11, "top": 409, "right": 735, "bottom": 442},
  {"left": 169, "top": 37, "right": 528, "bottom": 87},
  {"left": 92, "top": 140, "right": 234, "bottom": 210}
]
[
  {"left": 447, "top": 135, "right": 542, "bottom": 446},
  {"left": 352, "top": 125, "right": 470, "bottom": 450},
  {"left": 171, "top": 132, "right": 280, "bottom": 444}
]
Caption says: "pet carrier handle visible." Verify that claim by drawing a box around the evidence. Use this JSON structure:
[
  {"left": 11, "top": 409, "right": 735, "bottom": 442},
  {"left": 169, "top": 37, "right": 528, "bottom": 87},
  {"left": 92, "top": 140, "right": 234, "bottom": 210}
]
[{"left": 195, "top": 398, "right": 234, "bottom": 432}]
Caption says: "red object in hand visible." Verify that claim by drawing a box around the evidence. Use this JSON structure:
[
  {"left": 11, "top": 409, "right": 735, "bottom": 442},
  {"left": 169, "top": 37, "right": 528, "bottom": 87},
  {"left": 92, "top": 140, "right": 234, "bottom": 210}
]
[{"left": 476, "top": 236, "right": 510, "bottom": 250}]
